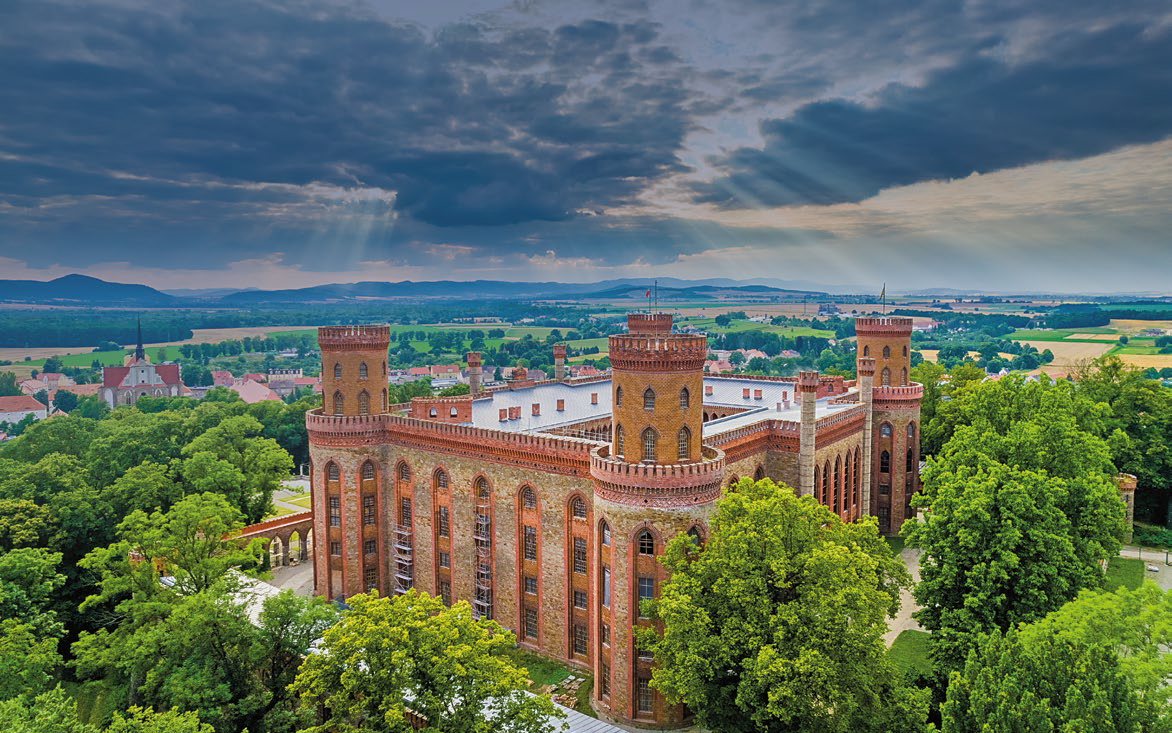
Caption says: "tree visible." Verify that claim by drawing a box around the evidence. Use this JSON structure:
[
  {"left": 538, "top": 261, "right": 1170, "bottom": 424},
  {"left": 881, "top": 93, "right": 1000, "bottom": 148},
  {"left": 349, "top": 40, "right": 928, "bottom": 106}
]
[
  {"left": 293, "top": 590, "right": 559, "bottom": 733},
  {"left": 180, "top": 415, "right": 293, "bottom": 523},
  {"left": 42, "top": 357, "right": 63, "bottom": 374},
  {"left": 102, "top": 462, "right": 183, "bottom": 519},
  {"left": 0, "top": 619, "right": 63, "bottom": 701},
  {"left": 729, "top": 350, "right": 746, "bottom": 366},
  {"left": 73, "top": 395, "right": 111, "bottom": 420},
  {"left": 0, "top": 548, "right": 66, "bottom": 639},
  {"left": 437, "top": 383, "right": 470, "bottom": 397},
  {"left": 0, "top": 685, "right": 95, "bottom": 733},
  {"left": 52, "top": 390, "right": 78, "bottom": 414},
  {"left": 0, "top": 372, "right": 19, "bottom": 397},
  {"left": 0, "top": 499, "right": 60, "bottom": 551},
  {"left": 639, "top": 478, "right": 928, "bottom": 733}
]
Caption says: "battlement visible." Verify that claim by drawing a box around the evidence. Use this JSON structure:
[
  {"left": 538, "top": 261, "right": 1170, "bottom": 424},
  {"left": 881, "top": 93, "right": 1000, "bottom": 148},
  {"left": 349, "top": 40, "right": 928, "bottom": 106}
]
[
  {"left": 318, "top": 324, "right": 391, "bottom": 350},
  {"left": 590, "top": 443, "right": 724, "bottom": 506},
  {"left": 553, "top": 344, "right": 567, "bottom": 358},
  {"left": 466, "top": 351, "right": 482, "bottom": 367},
  {"left": 854, "top": 316, "right": 913, "bottom": 335},
  {"left": 608, "top": 333, "right": 707, "bottom": 372},
  {"left": 1117, "top": 473, "right": 1137, "bottom": 492},
  {"left": 872, "top": 384, "right": 924, "bottom": 400},
  {"left": 858, "top": 356, "right": 876, "bottom": 376},
  {"left": 627, "top": 312, "right": 674, "bottom": 335},
  {"left": 798, "top": 370, "right": 820, "bottom": 392},
  {"left": 409, "top": 396, "right": 473, "bottom": 423}
]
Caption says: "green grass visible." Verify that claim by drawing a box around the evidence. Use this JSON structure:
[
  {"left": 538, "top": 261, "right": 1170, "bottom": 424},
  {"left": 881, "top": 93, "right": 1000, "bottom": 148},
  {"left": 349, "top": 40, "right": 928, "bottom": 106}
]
[
  {"left": 886, "top": 536, "right": 906, "bottom": 555},
  {"left": 505, "top": 648, "right": 596, "bottom": 717},
  {"left": 682, "top": 317, "right": 833, "bottom": 338},
  {"left": 887, "top": 630, "right": 932, "bottom": 679},
  {"left": 1104, "top": 557, "right": 1144, "bottom": 591},
  {"left": 565, "top": 337, "right": 609, "bottom": 350},
  {"left": 284, "top": 494, "right": 313, "bottom": 509},
  {"left": 1009, "top": 328, "right": 1118, "bottom": 342},
  {"left": 25, "top": 345, "right": 187, "bottom": 368}
]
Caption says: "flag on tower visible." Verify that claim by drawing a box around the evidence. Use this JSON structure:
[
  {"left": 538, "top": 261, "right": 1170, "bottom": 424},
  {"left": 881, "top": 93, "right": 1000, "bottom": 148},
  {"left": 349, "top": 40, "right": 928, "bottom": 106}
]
[{"left": 880, "top": 283, "right": 886, "bottom": 312}]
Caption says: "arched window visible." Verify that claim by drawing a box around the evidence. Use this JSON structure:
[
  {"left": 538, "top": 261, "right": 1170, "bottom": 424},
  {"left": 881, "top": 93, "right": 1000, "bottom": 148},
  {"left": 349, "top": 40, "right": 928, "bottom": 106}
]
[
  {"left": 362, "top": 461, "right": 375, "bottom": 480},
  {"left": 571, "top": 496, "right": 587, "bottom": 519},
  {"left": 907, "top": 422, "right": 917, "bottom": 439},
  {"left": 382, "top": 389, "right": 388, "bottom": 412},
  {"left": 358, "top": 390, "right": 370, "bottom": 415},
  {"left": 677, "top": 427, "right": 690, "bottom": 461},
  {"left": 833, "top": 456, "right": 841, "bottom": 513},
  {"left": 616, "top": 424, "right": 625, "bottom": 456},
  {"left": 429, "top": 408, "right": 437, "bottom": 418},
  {"left": 880, "top": 450, "right": 891, "bottom": 473},
  {"left": 822, "top": 463, "right": 829, "bottom": 503},
  {"left": 863, "top": 345, "right": 870, "bottom": 357},
  {"left": 881, "top": 367, "right": 891, "bottom": 386},
  {"left": 434, "top": 468, "right": 449, "bottom": 489},
  {"left": 332, "top": 391, "right": 344, "bottom": 415},
  {"left": 901, "top": 367, "right": 908, "bottom": 386},
  {"left": 754, "top": 465, "right": 765, "bottom": 481},
  {"left": 687, "top": 526, "right": 704, "bottom": 546},
  {"left": 637, "top": 530, "right": 654, "bottom": 555},
  {"left": 600, "top": 520, "right": 611, "bottom": 546},
  {"left": 383, "top": 361, "right": 387, "bottom": 376},
  {"left": 327, "top": 462, "right": 339, "bottom": 481},
  {"left": 881, "top": 422, "right": 892, "bottom": 438},
  {"left": 450, "top": 407, "right": 458, "bottom": 417},
  {"left": 883, "top": 345, "right": 891, "bottom": 359},
  {"left": 398, "top": 463, "right": 411, "bottom": 482},
  {"left": 641, "top": 428, "right": 657, "bottom": 463},
  {"left": 334, "top": 362, "right": 342, "bottom": 379},
  {"left": 643, "top": 388, "right": 655, "bottom": 410},
  {"left": 615, "top": 386, "right": 623, "bottom": 406},
  {"left": 679, "top": 387, "right": 690, "bottom": 409},
  {"left": 475, "top": 476, "right": 490, "bottom": 499},
  {"left": 907, "top": 449, "right": 914, "bottom": 472},
  {"left": 359, "top": 362, "right": 368, "bottom": 380},
  {"left": 903, "top": 345, "right": 908, "bottom": 357},
  {"left": 521, "top": 486, "right": 536, "bottom": 509}
]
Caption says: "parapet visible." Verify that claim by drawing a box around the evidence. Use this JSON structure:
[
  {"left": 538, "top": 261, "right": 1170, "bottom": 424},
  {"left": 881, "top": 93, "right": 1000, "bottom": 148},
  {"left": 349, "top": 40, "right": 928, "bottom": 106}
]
[
  {"left": 854, "top": 316, "right": 913, "bottom": 335},
  {"left": 858, "top": 357, "right": 875, "bottom": 376},
  {"left": 609, "top": 333, "right": 707, "bottom": 372},
  {"left": 1117, "top": 473, "right": 1137, "bottom": 492},
  {"left": 553, "top": 344, "right": 567, "bottom": 358},
  {"left": 627, "top": 312, "right": 674, "bottom": 335},
  {"left": 318, "top": 324, "right": 391, "bottom": 350},
  {"left": 798, "top": 370, "right": 820, "bottom": 392},
  {"left": 467, "top": 351, "right": 482, "bottom": 368}
]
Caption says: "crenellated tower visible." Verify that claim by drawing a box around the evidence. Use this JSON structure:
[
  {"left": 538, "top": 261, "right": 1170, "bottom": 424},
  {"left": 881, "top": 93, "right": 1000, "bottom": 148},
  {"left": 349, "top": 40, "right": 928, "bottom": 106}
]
[
  {"left": 319, "top": 325, "right": 391, "bottom": 416},
  {"left": 855, "top": 316, "right": 921, "bottom": 534}
]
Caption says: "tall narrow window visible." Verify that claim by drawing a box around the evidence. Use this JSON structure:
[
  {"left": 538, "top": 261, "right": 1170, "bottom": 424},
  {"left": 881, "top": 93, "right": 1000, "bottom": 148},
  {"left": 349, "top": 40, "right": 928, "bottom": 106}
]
[
  {"left": 435, "top": 469, "right": 448, "bottom": 489},
  {"left": 637, "top": 530, "right": 654, "bottom": 555},
  {"left": 881, "top": 422, "right": 892, "bottom": 437},
  {"left": 863, "top": 345, "right": 870, "bottom": 357},
  {"left": 439, "top": 580, "right": 451, "bottom": 606},
  {"left": 327, "top": 462, "right": 339, "bottom": 482},
  {"left": 901, "top": 366, "right": 908, "bottom": 385},
  {"left": 399, "top": 463, "right": 411, "bottom": 482},
  {"left": 362, "top": 495, "right": 376, "bottom": 525},
  {"left": 883, "top": 345, "right": 891, "bottom": 359},
  {"left": 907, "top": 449, "right": 914, "bottom": 472},
  {"left": 358, "top": 390, "right": 370, "bottom": 415},
  {"left": 677, "top": 427, "right": 690, "bottom": 460},
  {"left": 521, "top": 486, "right": 536, "bottom": 509},
  {"left": 382, "top": 389, "right": 388, "bottom": 412},
  {"left": 880, "top": 450, "right": 891, "bottom": 473},
  {"left": 332, "top": 391, "right": 344, "bottom": 415},
  {"left": 333, "top": 362, "right": 342, "bottom": 379},
  {"left": 571, "top": 496, "right": 587, "bottom": 519},
  {"left": 643, "top": 387, "right": 655, "bottom": 410},
  {"left": 329, "top": 496, "right": 340, "bottom": 527},
  {"left": 523, "top": 525, "right": 537, "bottom": 561},
  {"left": 881, "top": 367, "right": 891, "bottom": 386},
  {"left": 687, "top": 526, "right": 704, "bottom": 546},
  {"left": 362, "top": 461, "right": 375, "bottom": 480},
  {"left": 573, "top": 624, "right": 588, "bottom": 655},
  {"left": 601, "top": 664, "right": 611, "bottom": 697},
  {"left": 600, "top": 521, "right": 611, "bottom": 546},
  {"left": 364, "top": 567, "right": 377, "bottom": 591},
  {"left": 637, "top": 576, "right": 655, "bottom": 615},
  {"left": 573, "top": 537, "right": 587, "bottom": 574},
  {"left": 400, "top": 497, "right": 412, "bottom": 526},
  {"left": 359, "top": 362, "right": 368, "bottom": 380},
  {"left": 438, "top": 506, "right": 449, "bottom": 537},
  {"left": 616, "top": 424, "right": 625, "bottom": 456},
  {"left": 641, "top": 428, "right": 656, "bottom": 463},
  {"left": 525, "top": 608, "right": 538, "bottom": 639},
  {"left": 615, "top": 386, "right": 623, "bottom": 406},
  {"left": 679, "top": 387, "right": 689, "bottom": 409},
  {"left": 602, "top": 565, "right": 611, "bottom": 607},
  {"left": 574, "top": 590, "right": 588, "bottom": 609},
  {"left": 364, "top": 539, "right": 376, "bottom": 555}
]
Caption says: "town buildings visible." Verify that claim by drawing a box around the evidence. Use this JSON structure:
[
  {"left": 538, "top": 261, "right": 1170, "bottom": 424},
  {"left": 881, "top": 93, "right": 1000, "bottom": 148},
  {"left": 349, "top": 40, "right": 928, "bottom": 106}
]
[
  {"left": 304, "top": 314, "right": 922, "bottom": 727},
  {"left": 100, "top": 326, "right": 184, "bottom": 407}
]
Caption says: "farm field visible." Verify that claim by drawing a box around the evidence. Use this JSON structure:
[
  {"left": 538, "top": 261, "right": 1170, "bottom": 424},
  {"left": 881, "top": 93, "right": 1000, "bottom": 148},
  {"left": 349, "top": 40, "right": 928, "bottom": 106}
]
[
  {"left": 681, "top": 317, "right": 834, "bottom": 338},
  {"left": 1118, "top": 354, "right": 1172, "bottom": 369},
  {"left": 916, "top": 349, "right": 1016, "bottom": 363},
  {"left": 1017, "top": 340, "right": 1112, "bottom": 366}
]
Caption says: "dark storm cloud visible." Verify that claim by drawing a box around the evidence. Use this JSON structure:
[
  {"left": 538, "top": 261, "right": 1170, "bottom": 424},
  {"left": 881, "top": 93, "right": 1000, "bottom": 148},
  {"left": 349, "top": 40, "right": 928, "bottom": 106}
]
[{"left": 694, "top": 21, "right": 1172, "bottom": 208}]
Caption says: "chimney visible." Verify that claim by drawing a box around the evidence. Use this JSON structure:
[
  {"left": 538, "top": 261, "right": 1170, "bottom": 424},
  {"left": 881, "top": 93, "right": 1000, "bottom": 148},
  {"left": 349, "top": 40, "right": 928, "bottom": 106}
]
[
  {"left": 553, "top": 343, "right": 566, "bottom": 380},
  {"left": 798, "top": 370, "right": 819, "bottom": 497},
  {"left": 467, "top": 352, "right": 482, "bottom": 396}
]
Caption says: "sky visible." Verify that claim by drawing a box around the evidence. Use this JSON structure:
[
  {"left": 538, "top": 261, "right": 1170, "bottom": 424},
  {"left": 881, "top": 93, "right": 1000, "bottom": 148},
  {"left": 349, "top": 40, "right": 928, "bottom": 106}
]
[{"left": 1, "top": 0, "right": 1170, "bottom": 293}]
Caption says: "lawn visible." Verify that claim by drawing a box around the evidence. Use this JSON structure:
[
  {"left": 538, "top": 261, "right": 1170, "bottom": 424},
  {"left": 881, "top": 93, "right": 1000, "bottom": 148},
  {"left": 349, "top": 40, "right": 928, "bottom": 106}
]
[
  {"left": 885, "top": 536, "right": 906, "bottom": 555},
  {"left": 1104, "top": 557, "right": 1144, "bottom": 591},
  {"left": 505, "top": 648, "right": 597, "bottom": 717},
  {"left": 887, "top": 630, "right": 932, "bottom": 679}
]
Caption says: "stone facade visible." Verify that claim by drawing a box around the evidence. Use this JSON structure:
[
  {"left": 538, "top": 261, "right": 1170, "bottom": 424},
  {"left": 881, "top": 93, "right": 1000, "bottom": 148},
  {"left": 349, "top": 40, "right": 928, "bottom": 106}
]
[{"left": 306, "top": 316, "right": 921, "bottom": 729}]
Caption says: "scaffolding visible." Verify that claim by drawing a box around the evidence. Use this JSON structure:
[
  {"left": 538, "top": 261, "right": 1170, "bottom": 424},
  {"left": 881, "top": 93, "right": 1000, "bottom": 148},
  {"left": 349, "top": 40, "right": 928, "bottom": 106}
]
[
  {"left": 394, "top": 497, "right": 413, "bottom": 595},
  {"left": 472, "top": 491, "right": 493, "bottom": 620}
]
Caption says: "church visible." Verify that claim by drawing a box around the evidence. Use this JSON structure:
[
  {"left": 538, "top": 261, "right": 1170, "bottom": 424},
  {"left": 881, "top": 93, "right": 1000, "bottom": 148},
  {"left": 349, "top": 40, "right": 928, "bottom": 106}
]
[
  {"left": 100, "top": 324, "right": 184, "bottom": 408},
  {"left": 305, "top": 313, "right": 921, "bottom": 727}
]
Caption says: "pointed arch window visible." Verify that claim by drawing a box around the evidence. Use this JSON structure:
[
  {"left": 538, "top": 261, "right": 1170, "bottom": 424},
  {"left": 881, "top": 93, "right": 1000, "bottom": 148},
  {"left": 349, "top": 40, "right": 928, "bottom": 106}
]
[
  {"left": 571, "top": 496, "right": 587, "bottom": 519},
  {"left": 434, "top": 468, "right": 449, "bottom": 489},
  {"left": 754, "top": 465, "right": 765, "bottom": 481},
  {"left": 475, "top": 476, "right": 490, "bottom": 499},
  {"left": 358, "top": 390, "right": 370, "bottom": 415},
  {"left": 881, "top": 367, "right": 891, "bottom": 386},
  {"left": 863, "top": 345, "right": 870, "bottom": 357},
  {"left": 907, "top": 449, "right": 915, "bottom": 472},
  {"left": 359, "top": 362, "right": 368, "bottom": 380},
  {"left": 880, "top": 450, "right": 891, "bottom": 473},
  {"left": 679, "top": 387, "right": 690, "bottom": 409},
  {"left": 637, "top": 530, "right": 654, "bottom": 555},
  {"left": 398, "top": 462, "right": 411, "bottom": 482},
  {"left": 616, "top": 424, "right": 625, "bottom": 457},
  {"left": 883, "top": 345, "right": 891, "bottom": 359},
  {"left": 901, "top": 366, "right": 908, "bottom": 386},
  {"left": 382, "top": 389, "right": 388, "bottom": 412},
  {"left": 687, "top": 526, "right": 704, "bottom": 547},
  {"left": 903, "top": 345, "right": 908, "bottom": 357},
  {"left": 677, "top": 427, "right": 690, "bottom": 461},
  {"left": 643, "top": 388, "right": 656, "bottom": 410},
  {"left": 334, "top": 362, "right": 342, "bottom": 379},
  {"left": 332, "top": 391, "right": 344, "bottom": 415},
  {"left": 362, "top": 461, "right": 375, "bottom": 480},
  {"left": 600, "top": 520, "right": 611, "bottom": 546},
  {"left": 641, "top": 428, "right": 657, "bottom": 463},
  {"left": 327, "top": 462, "right": 339, "bottom": 482},
  {"left": 522, "top": 486, "right": 536, "bottom": 509},
  {"left": 615, "top": 386, "right": 623, "bottom": 407},
  {"left": 881, "top": 422, "right": 892, "bottom": 437}
]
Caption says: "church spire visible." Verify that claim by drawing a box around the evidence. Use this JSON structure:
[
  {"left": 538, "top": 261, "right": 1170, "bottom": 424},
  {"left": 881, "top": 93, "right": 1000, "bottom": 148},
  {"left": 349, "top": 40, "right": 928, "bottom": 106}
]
[{"left": 134, "top": 318, "right": 145, "bottom": 362}]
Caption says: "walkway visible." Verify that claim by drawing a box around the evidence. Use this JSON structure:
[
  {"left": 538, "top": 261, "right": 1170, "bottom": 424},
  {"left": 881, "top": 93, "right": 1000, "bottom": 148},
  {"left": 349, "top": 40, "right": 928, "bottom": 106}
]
[{"left": 884, "top": 546, "right": 924, "bottom": 646}]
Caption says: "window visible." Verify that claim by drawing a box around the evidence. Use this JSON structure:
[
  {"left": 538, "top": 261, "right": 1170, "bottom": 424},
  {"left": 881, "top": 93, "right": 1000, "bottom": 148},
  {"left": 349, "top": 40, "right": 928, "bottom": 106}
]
[
  {"left": 883, "top": 345, "right": 891, "bottom": 359},
  {"left": 435, "top": 469, "right": 448, "bottom": 489},
  {"left": 881, "top": 422, "right": 892, "bottom": 438},
  {"left": 439, "top": 580, "right": 451, "bottom": 606},
  {"left": 677, "top": 427, "right": 690, "bottom": 460},
  {"left": 643, "top": 387, "right": 655, "bottom": 410},
  {"left": 880, "top": 450, "right": 891, "bottom": 473},
  {"left": 679, "top": 387, "right": 690, "bottom": 409},
  {"left": 881, "top": 367, "right": 891, "bottom": 386},
  {"left": 616, "top": 424, "right": 625, "bottom": 456},
  {"left": 523, "top": 525, "right": 537, "bottom": 561},
  {"left": 601, "top": 664, "right": 611, "bottom": 697},
  {"left": 637, "top": 677, "right": 653, "bottom": 714},
  {"left": 332, "top": 391, "right": 344, "bottom": 415},
  {"left": 438, "top": 506, "right": 449, "bottom": 537},
  {"left": 908, "top": 422, "right": 917, "bottom": 439},
  {"left": 382, "top": 389, "right": 388, "bottom": 412},
  {"left": 601, "top": 565, "right": 612, "bottom": 607},
  {"left": 358, "top": 390, "right": 370, "bottom": 415},
  {"left": 359, "top": 362, "right": 368, "bottom": 380},
  {"left": 475, "top": 476, "right": 490, "bottom": 499},
  {"left": 638, "top": 530, "right": 654, "bottom": 555},
  {"left": 330, "top": 541, "right": 341, "bottom": 556},
  {"left": 521, "top": 486, "right": 536, "bottom": 509},
  {"left": 600, "top": 623, "right": 610, "bottom": 646},
  {"left": 525, "top": 575, "right": 537, "bottom": 594},
  {"left": 687, "top": 526, "right": 703, "bottom": 546},
  {"left": 600, "top": 521, "right": 610, "bottom": 546},
  {"left": 907, "top": 449, "right": 914, "bottom": 472},
  {"left": 398, "top": 463, "right": 411, "bottom": 482},
  {"left": 525, "top": 607, "right": 538, "bottom": 639},
  {"left": 362, "top": 461, "right": 375, "bottom": 480},
  {"left": 641, "top": 428, "right": 656, "bottom": 463},
  {"left": 878, "top": 506, "right": 891, "bottom": 533},
  {"left": 364, "top": 567, "right": 377, "bottom": 591},
  {"left": 329, "top": 496, "right": 340, "bottom": 527},
  {"left": 615, "top": 386, "right": 623, "bottom": 406},
  {"left": 571, "top": 497, "right": 587, "bottom": 519},
  {"left": 364, "top": 539, "right": 376, "bottom": 556},
  {"left": 903, "top": 345, "right": 908, "bottom": 357},
  {"left": 327, "top": 462, "right": 339, "bottom": 482},
  {"left": 363, "top": 495, "right": 376, "bottom": 525},
  {"left": 880, "top": 483, "right": 890, "bottom": 495},
  {"left": 333, "top": 362, "right": 342, "bottom": 379},
  {"left": 573, "top": 624, "right": 588, "bottom": 655},
  {"left": 439, "top": 552, "right": 450, "bottom": 568},
  {"left": 400, "top": 497, "right": 412, "bottom": 526},
  {"left": 574, "top": 590, "right": 588, "bottom": 609},
  {"left": 574, "top": 537, "right": 587, "bottom": 574},
  {"left": 638, "top": 644, "right": 653, "bottom": 661},
  {"left": 638, "top": 576, "right": 655, "bottom": 616},
  {"left": 901, "top": 366, "right": 908, "bottom": 385}
]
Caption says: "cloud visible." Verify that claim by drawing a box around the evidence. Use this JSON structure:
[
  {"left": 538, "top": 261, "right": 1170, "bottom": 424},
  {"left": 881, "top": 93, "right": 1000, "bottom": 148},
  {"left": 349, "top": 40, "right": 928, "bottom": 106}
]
[{"left": 692, "top": 21, "right": 1172, "bottom": 208}]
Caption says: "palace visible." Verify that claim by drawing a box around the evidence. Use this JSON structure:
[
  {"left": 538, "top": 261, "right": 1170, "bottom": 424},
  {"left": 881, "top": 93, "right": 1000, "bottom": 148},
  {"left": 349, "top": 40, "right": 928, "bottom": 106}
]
[{"left": 305, "top": 314, "right": 921, "bottom": 728}]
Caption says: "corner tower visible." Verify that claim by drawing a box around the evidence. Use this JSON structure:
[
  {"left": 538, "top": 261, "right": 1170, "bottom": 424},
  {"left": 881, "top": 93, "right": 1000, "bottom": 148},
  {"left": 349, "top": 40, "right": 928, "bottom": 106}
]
[
  {"left": 319, "top": 325, "right": 391, "bottom": 416},
  {"left": 855, "top": 316, "right": 921, "bottom": 534}
]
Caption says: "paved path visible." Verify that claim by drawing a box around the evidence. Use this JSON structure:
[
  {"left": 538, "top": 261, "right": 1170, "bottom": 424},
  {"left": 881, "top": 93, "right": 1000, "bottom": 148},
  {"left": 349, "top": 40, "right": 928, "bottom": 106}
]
[
  {"left": 1119, "top": 545, "right": 1172, "bottom": 591},
  {"left": 270, "top": 561, "right": 315, "bottom": 596},
  {"left": 884, "top": 546, "right": 924, "bottom": 646}
]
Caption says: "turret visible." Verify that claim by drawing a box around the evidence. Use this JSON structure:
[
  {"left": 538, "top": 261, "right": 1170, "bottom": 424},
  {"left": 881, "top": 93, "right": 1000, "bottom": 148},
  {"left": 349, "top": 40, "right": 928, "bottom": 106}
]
[
  {"left": 854, "top": 316, "right": 913, "bottom": 386},
  {"left": 318, "top": 325, "right": 391, "bottom": 416},
  {"left": 798, "top": 370, "right": 819, "bottom": 496},
  {"left": 467, "top": 351, "right": 482, "bottom": 396},
  {"left": 553, "top": 343, "right": 566, "bottom": 380}
]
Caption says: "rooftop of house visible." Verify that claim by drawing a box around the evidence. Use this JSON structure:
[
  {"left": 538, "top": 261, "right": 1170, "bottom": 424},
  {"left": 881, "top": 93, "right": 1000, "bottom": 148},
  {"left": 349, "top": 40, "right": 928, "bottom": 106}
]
[{"left": 0, "top": 395, "right": 48, "bottom": 413}]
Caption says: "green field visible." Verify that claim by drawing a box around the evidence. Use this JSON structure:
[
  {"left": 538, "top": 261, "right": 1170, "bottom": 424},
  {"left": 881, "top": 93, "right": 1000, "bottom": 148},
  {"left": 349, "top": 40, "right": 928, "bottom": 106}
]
[
  {"left": 1104, "top": 557, "right": 1144, "bottom": 591},
  {"left": 23, "top": 345, "right": 187, "bottom": 368},
  {"left": 1008, "top": 327, "right": 1118, "bottom": 342},
  {"left": 887, "top": 630, "right": 932, "bottom": 679},
  {"left": 683, "top": 317, "right": 834, "bottom": 338}
]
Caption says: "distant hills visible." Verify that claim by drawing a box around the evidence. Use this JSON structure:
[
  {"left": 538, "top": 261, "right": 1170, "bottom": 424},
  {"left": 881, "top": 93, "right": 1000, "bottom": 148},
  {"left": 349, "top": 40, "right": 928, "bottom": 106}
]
[{"left": 0, "top": 274, "right": 177, "bottom": 306}]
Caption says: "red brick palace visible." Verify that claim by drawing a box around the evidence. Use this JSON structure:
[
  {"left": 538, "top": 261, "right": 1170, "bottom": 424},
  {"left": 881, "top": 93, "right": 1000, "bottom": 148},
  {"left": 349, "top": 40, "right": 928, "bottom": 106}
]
[{"left": 305, "top": 314, "right": 922, "bottom": 728}]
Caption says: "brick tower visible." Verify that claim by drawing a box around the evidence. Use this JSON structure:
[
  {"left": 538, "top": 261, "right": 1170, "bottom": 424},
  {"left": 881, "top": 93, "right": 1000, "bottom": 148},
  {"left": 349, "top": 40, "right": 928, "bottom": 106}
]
[
  {"left": 591, "top": 313, "right": 723, "bottom": 726},
  {"left": 310, "top": 325, "right": 392, "bottom": 601},
  {"left": 855, "top": 317, "right": 921, "bottom": 534}
]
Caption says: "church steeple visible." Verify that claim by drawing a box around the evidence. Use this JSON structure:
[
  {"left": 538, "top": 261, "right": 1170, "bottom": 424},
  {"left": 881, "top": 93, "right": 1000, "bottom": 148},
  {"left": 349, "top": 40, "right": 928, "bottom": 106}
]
[{"left": 134, "top": 318, "right": 145, "bottom": 362}]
